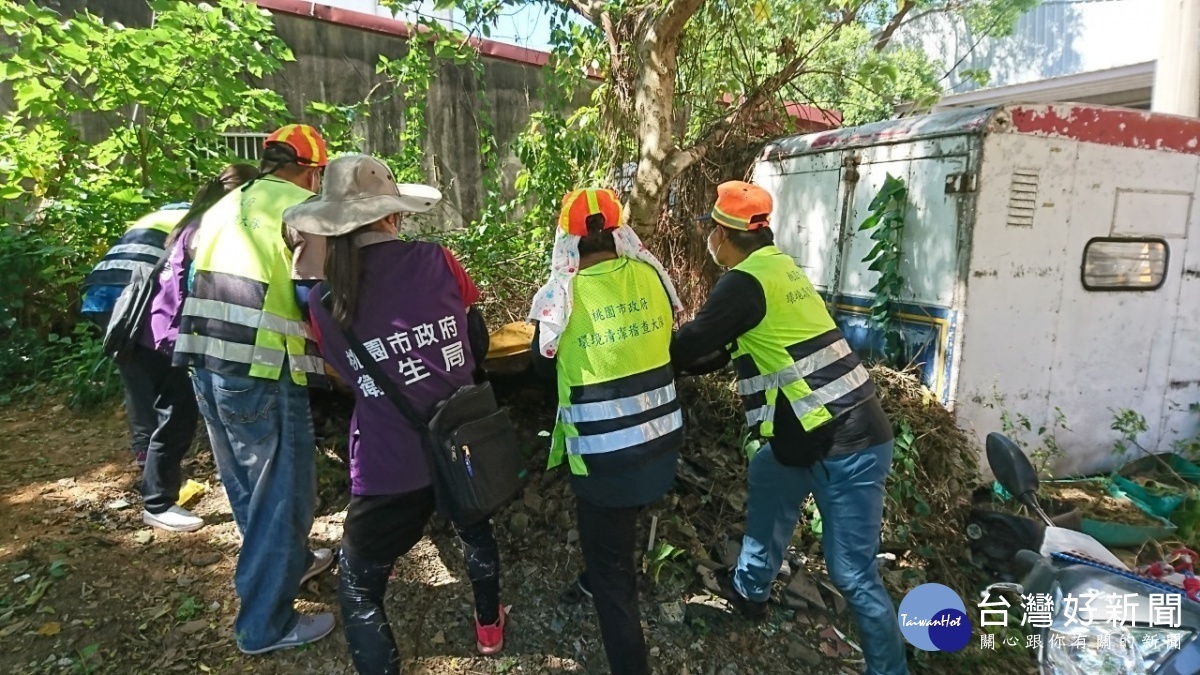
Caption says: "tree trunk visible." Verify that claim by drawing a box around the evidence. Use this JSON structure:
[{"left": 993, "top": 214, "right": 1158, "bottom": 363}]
[
  {"left": 626, "top": 28, "right": 680, "bottom": 237},
  {"left": 620, "top": 0, "right": 705, "bottom": 236}
]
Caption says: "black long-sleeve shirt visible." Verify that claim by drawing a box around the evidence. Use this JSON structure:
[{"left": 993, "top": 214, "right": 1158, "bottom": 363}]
[{"left": 671, "top": 271, "right": 891, "bottom": 466}]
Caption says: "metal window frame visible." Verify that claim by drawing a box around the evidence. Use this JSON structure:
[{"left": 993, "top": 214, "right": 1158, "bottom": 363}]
[
  {"left": 220, "top": 132, "right": 269, "bottom": 162},
  {"left": 1080, "top": 236, "right": 1170, "bottom": 292}
]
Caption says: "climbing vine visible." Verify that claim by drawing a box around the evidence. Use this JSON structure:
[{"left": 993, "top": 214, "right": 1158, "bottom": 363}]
[{"left": 859, "top": 173, "right": 908, "bottom": 366}]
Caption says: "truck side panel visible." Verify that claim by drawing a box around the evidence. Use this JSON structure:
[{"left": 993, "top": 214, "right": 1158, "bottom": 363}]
[
  {"left": 1045, "top": 143, "right": 1193, "bottom": 474},
  {"left": 954, "top": 133, "right": 1078, "bottom": 469}
]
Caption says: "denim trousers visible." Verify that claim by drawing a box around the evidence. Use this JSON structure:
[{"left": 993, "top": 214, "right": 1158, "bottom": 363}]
[
  {"left": 116, "top": 345, "right": 198, "bottom": 512},
  {"left": 734, "top": 441, "right": 908, "bottom": 675},
  {"left": 191, "top": 368, "right": 316, "bottom": 652}
]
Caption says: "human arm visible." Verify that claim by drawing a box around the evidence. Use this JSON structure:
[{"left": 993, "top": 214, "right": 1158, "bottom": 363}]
[
  {"left": 283, "top": 226, "right": 327, "bottom": 314},
  {"left": 670, "top": 270, "right": 766, "bottom": 374},
  {"left": 529, "top": 323, "right": 556, "bottom": 384},
  {"left": 440, "top": 246, "right": 488, "bottom": 382}
]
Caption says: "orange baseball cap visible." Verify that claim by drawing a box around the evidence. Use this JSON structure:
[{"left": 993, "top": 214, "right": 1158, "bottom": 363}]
[
  {"left": 558, "top": 188, "right": 622, "bottom": 237},
  {"left": 708, "top": 180, "right": 772, "bottom": 231},
  {"left": 264, "top": 124, "right": 329, "bottom": 167}
]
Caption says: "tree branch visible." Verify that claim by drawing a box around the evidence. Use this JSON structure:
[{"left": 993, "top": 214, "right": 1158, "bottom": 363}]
[
  {"left": 545, "top": 0, "right": 603, "bottom": 23},
  {"left": 668, "top": 57, "right": 805, "bottom": 175},
  {"left": 874, "top": 2, "right": 970, "bottom": 46},
  {"left": 655, "top": 0, "right": 705, "bottom": 40},
  {"left": 873, "top": 0, "right": 914, "bottom": 52},
  {"left": 600, "top": 10, "right": 621, "bottom": 66},
  {"left": 668, "top": 7, "right": 861, "bottom": 176},
  {"left": 569, "top": 0, "right": 602, "bottom": 22}
]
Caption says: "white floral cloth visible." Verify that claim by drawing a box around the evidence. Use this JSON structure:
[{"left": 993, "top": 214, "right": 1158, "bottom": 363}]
[{"left": 529, "top": 225, "right": 682, "bottom": 357}]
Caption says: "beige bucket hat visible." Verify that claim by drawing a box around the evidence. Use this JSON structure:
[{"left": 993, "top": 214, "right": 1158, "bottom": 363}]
[{"left": 283, "top": 154, "right": 442, "bottom": 237}]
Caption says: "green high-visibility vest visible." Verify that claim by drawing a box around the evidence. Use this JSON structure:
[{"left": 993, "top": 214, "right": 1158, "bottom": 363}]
[
  {"left": 175, "top": 176, "right": 323, "bottom": 385},
  {"left": 551, "top": 258, "right": 682, "bottom": 477},
  {"left": 730, "top": 245, "right": 872, "bottom": 437}
]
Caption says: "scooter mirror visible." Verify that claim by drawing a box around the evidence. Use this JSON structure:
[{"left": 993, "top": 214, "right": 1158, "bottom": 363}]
[{"left": 986, "top": 432, "right": 1040, "bottom": 506}]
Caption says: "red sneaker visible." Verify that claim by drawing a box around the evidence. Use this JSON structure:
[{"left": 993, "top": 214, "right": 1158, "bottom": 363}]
[{"left": 475, "top": 606, "right": 507, "bottom": 655}]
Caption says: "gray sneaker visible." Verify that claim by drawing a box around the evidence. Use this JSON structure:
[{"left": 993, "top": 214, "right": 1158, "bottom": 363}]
[
  {"left": 238, "top": 613, "right": 336, "bottom": 655},
  {"left": 301, "top": 548, "right": 334, "bottom": 585}
]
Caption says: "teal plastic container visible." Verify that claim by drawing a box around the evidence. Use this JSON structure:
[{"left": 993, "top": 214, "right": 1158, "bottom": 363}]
[
  {"left": 1080, "top": 515, "right": 1177, "bottom": 548},
  {"left": 993, "top": 478, "right": 1178, "bottom": 547},
  {"left": 1110, "top": 475, "right": 1187, "bottom": 519},
  {"left": 1118, "top": 453, "right": 1200, "bottom": 483}
]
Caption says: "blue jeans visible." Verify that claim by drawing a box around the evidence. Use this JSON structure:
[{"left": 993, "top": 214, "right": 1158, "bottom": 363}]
[
  {"left": 734, "top": 442, "right": 908, "bottom": 675},
  {"left": 191, "top": 368, "right": 317, "bottom": 651}
]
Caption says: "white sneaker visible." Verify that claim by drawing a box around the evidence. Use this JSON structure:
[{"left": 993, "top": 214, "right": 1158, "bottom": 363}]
[
  {"left": 301, "top": 548, "right": 334, "bottom": 584},
  {"left": 143, "top": 506, "right": 205, "bottom": 533}
]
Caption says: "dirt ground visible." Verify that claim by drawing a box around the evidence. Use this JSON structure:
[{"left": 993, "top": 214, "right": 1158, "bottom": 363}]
[{"left": 0, "top": 398, "right": 888, "bottom": 675}]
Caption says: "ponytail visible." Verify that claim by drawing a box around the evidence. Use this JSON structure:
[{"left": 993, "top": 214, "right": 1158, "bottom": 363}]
[
  {"left": 165, "top": 163, "right": 258, "bottom": 248},
  {"left": 241, "top": 142, "right": 300, "bottom": 191}
]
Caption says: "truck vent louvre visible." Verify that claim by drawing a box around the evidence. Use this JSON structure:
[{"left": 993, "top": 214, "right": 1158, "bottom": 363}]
[{"left": 1007, "top": 169, "right": 1039, "bottom": 227}]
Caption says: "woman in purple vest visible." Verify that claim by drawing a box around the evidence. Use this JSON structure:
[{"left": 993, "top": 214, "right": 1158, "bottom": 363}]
[
  {"left": 284, "top": 155, "right": 505, "bottom": 674},
  {"left": 135, "top": 163, "right": 258, "bottom": 533}
]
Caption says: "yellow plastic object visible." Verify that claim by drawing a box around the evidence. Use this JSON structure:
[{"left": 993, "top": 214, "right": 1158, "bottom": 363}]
[
  {"left": 487, "top": 322, "right": 534, "bottom": 360},
  {"left": 176, "top": 479, "right": 208, "bottom": 507}
]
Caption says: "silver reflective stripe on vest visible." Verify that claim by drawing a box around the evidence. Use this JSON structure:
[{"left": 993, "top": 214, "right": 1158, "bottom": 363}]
[
  {"left": 743, "top": 364, "right": 870, "bottom": 427},
  {"left": 289, "top": 354, "right": 325, "bottom": 375},
  {"left": 565, "top": 409, "right": 683, "bottom": 456},
  {"left": 558, "top": 383, "right": 677, "bottom": 424},
  {"left": 736, "top": 339, "right": 852, "bottom": 396},
  {"left": 92, "top": 259, "right": 154, "bottom": 274},
  {"left": 791, "top": 364, "right": 870, "bottom": 419},
  {"left": 175, "top": 334, "right": 286, "bottom": 369},
  {"left": 108, "top": 243, "right": 166, "bottom": 258},
  {"left": 186, "top": 297, "right": 313, "bottom": 339},
  {"left": 745, "top": 405, "right": 774, "bottom": 427}
]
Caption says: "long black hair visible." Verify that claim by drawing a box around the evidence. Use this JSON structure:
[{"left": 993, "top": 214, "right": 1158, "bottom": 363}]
[
  {"left": 323, "top": 230, "right": 363, "bottom": 329},
  {"left": 165, "top": 163, "right": 258, "bottom": 248}
]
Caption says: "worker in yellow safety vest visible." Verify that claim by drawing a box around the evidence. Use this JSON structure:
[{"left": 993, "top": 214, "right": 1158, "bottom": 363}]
[
  {"left": 529, "top": 188, "right": 684, "bottom": 675},
  {"left": 672, "top": 181, "right": 907, "bottom": 675},
  {"left": 173, "top": 125, "right": 336, "bottom": 655}
]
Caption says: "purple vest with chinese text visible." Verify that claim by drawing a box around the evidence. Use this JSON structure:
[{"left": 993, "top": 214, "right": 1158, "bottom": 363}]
[{"left": 312, "top": 240, "right": 475, "bottom": 496}]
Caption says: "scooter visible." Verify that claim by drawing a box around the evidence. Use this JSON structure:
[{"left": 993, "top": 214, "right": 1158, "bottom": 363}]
[{"left": 984, "top": 432, "right": 1200, "bottom": 674}]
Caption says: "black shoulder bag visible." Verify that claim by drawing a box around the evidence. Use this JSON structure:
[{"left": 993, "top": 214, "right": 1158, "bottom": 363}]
[
  {"left": 103, "top": 255, "right": 169, "bottom": 363},
  {"left": 325, "top": 293, "right": 528, "bottom": 526}
]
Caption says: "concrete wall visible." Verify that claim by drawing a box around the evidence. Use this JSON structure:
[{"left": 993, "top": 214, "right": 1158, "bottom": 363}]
[
  {"left": 15, "top": 0, "right": 559, "bottom": 228},
  {"left": 261, "top": 10, "right": 549, "bottom": 227}
]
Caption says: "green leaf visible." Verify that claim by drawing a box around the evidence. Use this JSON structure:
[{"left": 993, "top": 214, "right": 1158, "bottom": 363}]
[
  {"left": 861, "top": 240, "right": 886, "bottom": 263},
  {"left": 57, "top": 40, "right": 89, "bottom": 63},
  {"left": 109, "top": 188, "right": 149, "bottom": 204}
]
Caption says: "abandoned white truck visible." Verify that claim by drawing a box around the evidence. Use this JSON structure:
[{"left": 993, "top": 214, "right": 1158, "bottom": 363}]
[{"left": 753, "top": 103, "right": 1200, "bottom": 476}]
